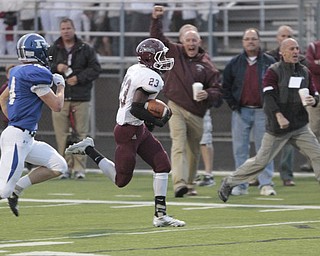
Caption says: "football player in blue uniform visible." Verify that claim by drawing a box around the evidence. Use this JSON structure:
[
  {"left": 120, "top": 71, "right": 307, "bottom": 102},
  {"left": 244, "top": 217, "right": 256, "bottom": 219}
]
[{"left": 0, "top": 33, "right": 68, "bottom": 216}]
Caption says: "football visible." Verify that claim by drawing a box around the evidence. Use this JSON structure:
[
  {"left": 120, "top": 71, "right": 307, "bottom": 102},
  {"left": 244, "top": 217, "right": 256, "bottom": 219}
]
[{"left": 144, "top": 99, "right": 170, "bottom": 118}]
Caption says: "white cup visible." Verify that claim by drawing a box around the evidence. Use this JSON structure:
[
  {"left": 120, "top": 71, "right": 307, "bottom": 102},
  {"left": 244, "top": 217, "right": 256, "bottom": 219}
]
[
  {"left": 298, "top": 88, "right": 309, "bottom": 106},
  {"left": 192, "top": 82, "right": 203, "bottom": 101}
]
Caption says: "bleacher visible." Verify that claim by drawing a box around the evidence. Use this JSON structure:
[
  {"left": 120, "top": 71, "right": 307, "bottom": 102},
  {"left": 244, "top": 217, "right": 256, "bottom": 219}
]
[{"left": 1, "top": 0, "right": 319, "bottom": 73}]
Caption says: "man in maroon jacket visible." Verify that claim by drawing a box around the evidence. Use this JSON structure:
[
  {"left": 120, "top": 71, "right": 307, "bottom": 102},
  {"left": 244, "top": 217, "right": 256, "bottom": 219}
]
[
  {"left": 299, "top": 40, "right": 320, "bottom": 172},
  {"left": 150, "top": 5, "right": 223, "bottom": 197}
]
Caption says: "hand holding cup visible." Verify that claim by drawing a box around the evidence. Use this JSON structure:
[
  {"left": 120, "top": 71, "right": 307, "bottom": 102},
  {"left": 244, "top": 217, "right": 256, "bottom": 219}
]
[
  {"left": 192, "top": 82, "right": 203, "bottom": 101},
  {"left": 298, "top": 88, "right": 309, "bottom": 106}
]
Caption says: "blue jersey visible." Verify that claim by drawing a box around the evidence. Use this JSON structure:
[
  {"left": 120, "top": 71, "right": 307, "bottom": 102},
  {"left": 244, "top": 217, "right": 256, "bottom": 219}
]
[{"left": 7, "top": 64, "right": 52, "bottom": 131}]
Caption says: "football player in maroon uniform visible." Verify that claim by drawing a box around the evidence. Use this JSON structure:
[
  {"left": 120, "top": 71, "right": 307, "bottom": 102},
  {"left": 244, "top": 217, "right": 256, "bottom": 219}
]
[{"left": 66, "top": 38, "right": 185, "bottom": 227}]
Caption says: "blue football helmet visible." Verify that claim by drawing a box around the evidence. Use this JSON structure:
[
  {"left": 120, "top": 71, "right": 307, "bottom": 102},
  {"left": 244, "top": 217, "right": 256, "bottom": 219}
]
[{"left": 16, "top": 33, "right": 50, "bottom": 66}]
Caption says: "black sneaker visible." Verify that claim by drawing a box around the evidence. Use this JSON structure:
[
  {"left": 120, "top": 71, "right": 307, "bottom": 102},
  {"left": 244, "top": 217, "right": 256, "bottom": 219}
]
[
  {"left": 60, "top": 172, "right": 71, "bottom": 179},
  {"left": 300, "top": 163, "right": 313, "bottom": 172},
  {"left": 194, "top": 174, "right": 202, "bottom": 184},
  {"left": 218, "top": 178, "right": 233, "bottom": 203},
  {"left": 8, "top": 192, "right": 19, "bottom": 217},
  {"left": 174, "top": 186, "right": 188, "bottom": 198},
  {"left": 198, "top": 175, "right": 216, "bottom": 187}
]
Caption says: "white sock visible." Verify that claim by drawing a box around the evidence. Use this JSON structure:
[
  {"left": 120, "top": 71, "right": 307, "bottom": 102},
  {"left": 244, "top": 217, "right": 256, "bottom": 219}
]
[
  {"left": 98, "top": 158, "right": 116, "bottom": 183},
  {"left": 153, "top": 173, "right": 168, "bottom": 197},
  {"left": 15, "top": 175, "right": 32, "bottom": 196}
]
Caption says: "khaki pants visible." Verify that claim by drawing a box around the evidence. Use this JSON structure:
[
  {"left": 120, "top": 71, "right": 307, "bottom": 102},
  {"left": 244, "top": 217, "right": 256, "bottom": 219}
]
[
  {"left": 168, "top": 101, "right": 203, "bottom": 192},
  {"left": 307, "top": 104, "right": 320, "bottom": 141},
  {"left": 227, "top": 125, "right": 320, "bottom": 185},
  {"left": 52, "top": 101, "right": 90, "bottom": 174}
]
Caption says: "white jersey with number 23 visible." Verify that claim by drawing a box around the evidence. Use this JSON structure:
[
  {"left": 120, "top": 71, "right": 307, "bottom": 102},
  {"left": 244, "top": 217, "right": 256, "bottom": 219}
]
[{"left": 116, "top": 64, "right": 164, "bottom": 126}]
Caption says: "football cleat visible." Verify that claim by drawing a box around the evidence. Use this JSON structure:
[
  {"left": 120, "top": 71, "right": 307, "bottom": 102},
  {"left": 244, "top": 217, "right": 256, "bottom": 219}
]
[
  {"left": 8, "top": 192, "right": 19, "bottom": 217},
  {"left": 153, "top": 215, "right": 186, "bottom": 227},
  {"left": 65, "top": 137, "right": 94, "bottom": 155}
]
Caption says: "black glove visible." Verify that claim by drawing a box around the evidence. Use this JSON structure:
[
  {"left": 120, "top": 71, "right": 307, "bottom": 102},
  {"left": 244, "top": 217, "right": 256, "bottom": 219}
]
[
  {"left": 144, "top": 121, "right": 155, "bottom": 132},
  {"left": 153, "top": 108, "right": 172, "bottom": 127}
]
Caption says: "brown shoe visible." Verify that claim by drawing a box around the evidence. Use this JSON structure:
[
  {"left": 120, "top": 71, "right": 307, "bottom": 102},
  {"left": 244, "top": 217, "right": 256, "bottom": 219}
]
[
  {"left": 187, "top": 188, "right": 198, "bottom": 196},
  {"left": 283, "top": 180, "right": 296, "bottom": 186}
]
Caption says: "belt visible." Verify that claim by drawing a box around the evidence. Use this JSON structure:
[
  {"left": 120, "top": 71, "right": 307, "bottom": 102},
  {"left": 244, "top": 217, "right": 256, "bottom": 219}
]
[
  {"left": 242, "top": 105, "right": 262, "bottom": 109},
  {"left": 13, "top": 126, "right": 36, "bottom": 137}
]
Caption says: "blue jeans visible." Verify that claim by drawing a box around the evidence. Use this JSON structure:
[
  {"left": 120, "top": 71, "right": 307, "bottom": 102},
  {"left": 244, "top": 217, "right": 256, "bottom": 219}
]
[
  {"left": 279, "top": 143, "right": 294, "bottom": 180},
  {"left": 231, "top": 107, "right": 274, "bottom": 189}
]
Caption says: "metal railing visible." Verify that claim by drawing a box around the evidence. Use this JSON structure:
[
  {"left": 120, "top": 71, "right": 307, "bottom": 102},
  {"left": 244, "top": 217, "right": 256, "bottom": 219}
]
[{"left": 1, "top": 0, "right": 319, "bottom": 74}]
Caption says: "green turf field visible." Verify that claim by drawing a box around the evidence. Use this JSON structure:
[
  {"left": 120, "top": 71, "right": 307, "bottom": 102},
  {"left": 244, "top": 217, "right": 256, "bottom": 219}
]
[{"left": 1, "top": 171, "right": 320, "bottom": 255}]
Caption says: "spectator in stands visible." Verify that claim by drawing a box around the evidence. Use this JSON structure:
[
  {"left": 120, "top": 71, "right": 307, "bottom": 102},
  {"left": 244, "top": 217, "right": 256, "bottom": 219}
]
[
  {"left": 20, "top": 0, "right": 41, "bottom": 31},
  {"left": 92, "top": 2, "right": 121, "bottom": 56},
  {"left": 48, "top": 18, "right": 101, "bottom": 180},
  {"left": 151, "top": 5, "right": 223, "bottom": 197},
  {"left": 223, "top": 28, "right": 276, "bottom": 196},
  {"left": 51, "top": 2, "right": 70, "bottom": 41},
  {"left": 168, "top": 2, "right": 198, "bottom": 32},
  {"left": 127, "top": 1, "right": 154, "bottom": 56},
  {"left": 219, "top": 38, "right": 320, "bottom": 203},
  {"left": 197, "top": 1, "right": 220, "bottom": 56},
  {"left": 266, "top": 25, "right": 307, "bottom": 186},
  {"left": 0, "top": 0, "right": 23, "bottom": 55},
  {"left": 39, "top": 0, "right": 55, "bottom": 44},
  {"left": 107, "top": 2, "right": 128, "bottom": 56}
]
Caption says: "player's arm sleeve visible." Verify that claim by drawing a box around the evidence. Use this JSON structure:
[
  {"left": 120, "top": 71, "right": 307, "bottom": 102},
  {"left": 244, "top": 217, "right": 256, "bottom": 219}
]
[
  {"left": 30, "top": 68, "right": 54, "bottom": 96},
  {"left": 30, "top": 84, "right": 52, "bottom": 97},
  {"left": 130, "top": 87, "right": 169, "bottom": 127},
  {"left": 130, "top": 101, "right": 171, "bottom": 127},
  {"left": 130, "top": 102, "right": 158, "bottom": 123}
]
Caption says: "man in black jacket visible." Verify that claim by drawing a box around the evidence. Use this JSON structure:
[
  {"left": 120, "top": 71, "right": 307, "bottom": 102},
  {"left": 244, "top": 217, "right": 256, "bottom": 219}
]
[
  {"left": 266, "top": 25, "right": 308, "bottom": 187},
  {"left": 218, "top": 38, "right": 320, "bottom": 203},
  {"left": 49, "top": 18, "right": 101, "bottom": 180}
]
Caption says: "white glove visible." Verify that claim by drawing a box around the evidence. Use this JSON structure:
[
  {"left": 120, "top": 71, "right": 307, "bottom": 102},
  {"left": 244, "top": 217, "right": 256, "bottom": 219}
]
[{"left": 53, "top": 73, "right": 65, "bottom": 87}]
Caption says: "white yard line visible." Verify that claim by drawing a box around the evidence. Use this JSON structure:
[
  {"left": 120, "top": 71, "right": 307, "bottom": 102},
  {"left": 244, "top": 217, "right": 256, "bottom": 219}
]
[
  {"left": 0, "top": 242, "right": 72, "bottom": 249},
  {"left": 1, "top": 198, "right": 320, "bottom": 210},
  {"left": 8, "top": 251, "right": 103, "bottom": 256}
]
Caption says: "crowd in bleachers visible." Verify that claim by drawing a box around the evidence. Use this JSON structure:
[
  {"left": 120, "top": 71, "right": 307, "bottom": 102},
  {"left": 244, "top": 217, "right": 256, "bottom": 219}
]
[{"left": 0, "top": 1, "right": 220, "bottom": 57}]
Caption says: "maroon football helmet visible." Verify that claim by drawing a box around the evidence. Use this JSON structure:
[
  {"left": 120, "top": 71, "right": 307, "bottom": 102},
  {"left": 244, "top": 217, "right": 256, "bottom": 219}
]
[{"left": 136, "top": 38, "right": 174, "bottom": 71}]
